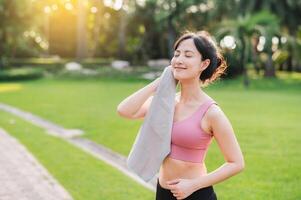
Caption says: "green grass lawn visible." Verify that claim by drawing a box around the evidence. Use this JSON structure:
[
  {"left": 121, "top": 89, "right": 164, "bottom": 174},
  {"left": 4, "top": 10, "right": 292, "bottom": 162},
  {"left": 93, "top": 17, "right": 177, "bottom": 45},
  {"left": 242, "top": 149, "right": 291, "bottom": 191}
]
[
  {"left": 0, "top": 111, "right": 154, "bottom": 200},
  {"left": 0, "top": 70, "right": 300, "bottom": 200}
]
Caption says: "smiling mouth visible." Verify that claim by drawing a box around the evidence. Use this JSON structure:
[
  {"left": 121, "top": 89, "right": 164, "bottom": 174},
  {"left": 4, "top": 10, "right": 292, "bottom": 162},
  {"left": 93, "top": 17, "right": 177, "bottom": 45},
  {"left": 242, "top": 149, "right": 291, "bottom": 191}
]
[{"left": 174, "top": 67, "right": 187, "bottom": 70}]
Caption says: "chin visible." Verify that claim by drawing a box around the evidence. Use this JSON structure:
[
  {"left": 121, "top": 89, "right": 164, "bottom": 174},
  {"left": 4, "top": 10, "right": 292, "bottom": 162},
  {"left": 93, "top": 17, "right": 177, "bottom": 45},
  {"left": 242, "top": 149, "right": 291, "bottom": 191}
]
[
  {"left": 173, "top": 73, "right": 182, "bottom": 81},
  {"left": 174, "top": 74, "right": 198, "bottom": 83},
  {"left": 174, "top": 77, "right": 188, "bottom": 82}
]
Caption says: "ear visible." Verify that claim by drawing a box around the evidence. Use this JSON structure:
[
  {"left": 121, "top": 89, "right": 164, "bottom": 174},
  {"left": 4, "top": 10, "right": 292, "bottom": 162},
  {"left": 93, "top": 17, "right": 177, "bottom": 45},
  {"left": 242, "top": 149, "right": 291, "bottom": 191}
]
[{"left": 200, "top": 59, "right": 210, "bottom": 71}]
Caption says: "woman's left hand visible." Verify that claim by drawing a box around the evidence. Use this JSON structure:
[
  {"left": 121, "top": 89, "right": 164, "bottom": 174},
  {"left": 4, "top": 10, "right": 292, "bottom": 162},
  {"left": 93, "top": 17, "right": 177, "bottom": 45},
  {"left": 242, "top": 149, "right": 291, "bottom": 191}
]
[{"left": 165, "top": 178, "right": 197, "bottom": 200}]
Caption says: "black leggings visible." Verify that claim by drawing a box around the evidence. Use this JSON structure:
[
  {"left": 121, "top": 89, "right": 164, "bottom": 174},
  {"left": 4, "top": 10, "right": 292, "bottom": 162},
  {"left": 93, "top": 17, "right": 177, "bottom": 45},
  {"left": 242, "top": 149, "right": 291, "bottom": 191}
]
[{"left": 156, "top": 179, "right": 217, "bottom": 200}]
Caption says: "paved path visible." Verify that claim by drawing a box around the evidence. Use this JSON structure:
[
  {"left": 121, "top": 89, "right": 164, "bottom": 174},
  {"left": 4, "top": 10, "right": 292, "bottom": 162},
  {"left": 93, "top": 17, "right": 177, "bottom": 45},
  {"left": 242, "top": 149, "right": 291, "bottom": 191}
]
[
  {"left": 0, "top": 102, "right": 157, "bottom": 191},
  {"left": 0, "top": 128, "right": 73, "bottom": 200},
  {"left": 69, "top": 137, "right": 158, "bottom": 191},
  {"left": 0, "top": 103, "right": 83, "bottom": 138}
]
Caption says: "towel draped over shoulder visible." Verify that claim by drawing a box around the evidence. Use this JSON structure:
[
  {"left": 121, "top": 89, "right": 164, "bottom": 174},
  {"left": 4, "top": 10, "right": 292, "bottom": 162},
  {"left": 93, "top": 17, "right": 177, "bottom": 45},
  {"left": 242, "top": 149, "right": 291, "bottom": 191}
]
[{"left": 126, "top": 66, "right": 178, "bottom": 182}]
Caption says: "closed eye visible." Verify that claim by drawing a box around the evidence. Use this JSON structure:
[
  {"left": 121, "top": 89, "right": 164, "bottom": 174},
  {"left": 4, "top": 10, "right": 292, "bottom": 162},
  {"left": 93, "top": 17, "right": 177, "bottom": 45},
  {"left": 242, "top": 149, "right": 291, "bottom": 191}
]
[{"left": 174, "top": 54, "right": 192, "bottom": 57}]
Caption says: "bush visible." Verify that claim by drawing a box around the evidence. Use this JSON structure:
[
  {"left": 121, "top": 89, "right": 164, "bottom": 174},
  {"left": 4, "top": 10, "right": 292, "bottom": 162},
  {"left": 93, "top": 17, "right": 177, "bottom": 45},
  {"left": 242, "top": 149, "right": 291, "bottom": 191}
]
[{"left": 0, "top": 67, "right": 44, "bottom": 81}]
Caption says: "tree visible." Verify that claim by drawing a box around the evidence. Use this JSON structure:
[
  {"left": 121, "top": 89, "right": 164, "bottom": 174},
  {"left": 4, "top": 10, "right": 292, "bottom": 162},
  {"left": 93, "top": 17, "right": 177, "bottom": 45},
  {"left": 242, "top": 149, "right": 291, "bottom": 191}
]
[
  {"left": 76, "top": 0, "right": 87, "bottom": 59},
  {"left": 226, "top": 0, "right": 301, "bottom": 72},
  {"left": 0, "top": 0, "right": 37, "bottom": 68},
  {"left": 132, "top": 0, "right": 216, "bottom": 60},
  {"left": 216, "top": 11, "right": 280, "bottom": 87}
]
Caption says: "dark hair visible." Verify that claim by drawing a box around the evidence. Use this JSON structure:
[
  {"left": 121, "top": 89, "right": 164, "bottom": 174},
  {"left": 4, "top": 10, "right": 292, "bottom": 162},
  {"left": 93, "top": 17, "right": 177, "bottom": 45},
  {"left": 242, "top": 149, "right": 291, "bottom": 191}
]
[{"left": 173, "top": 30, "right": 227, "bottom": 86}]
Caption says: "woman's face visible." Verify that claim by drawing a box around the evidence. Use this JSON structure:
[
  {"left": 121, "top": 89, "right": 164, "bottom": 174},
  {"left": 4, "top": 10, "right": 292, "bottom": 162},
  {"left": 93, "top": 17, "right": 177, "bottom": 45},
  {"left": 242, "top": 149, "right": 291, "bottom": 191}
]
[{"left": 171, "top": 38, "right": 209, "bottom": 81}]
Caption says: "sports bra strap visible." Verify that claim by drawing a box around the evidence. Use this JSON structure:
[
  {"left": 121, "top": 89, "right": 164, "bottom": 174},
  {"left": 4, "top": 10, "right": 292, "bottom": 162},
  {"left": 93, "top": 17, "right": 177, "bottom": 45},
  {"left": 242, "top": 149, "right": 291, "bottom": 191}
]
[{"left": 199, "top": 99, "right": 218, "bottom": 120}]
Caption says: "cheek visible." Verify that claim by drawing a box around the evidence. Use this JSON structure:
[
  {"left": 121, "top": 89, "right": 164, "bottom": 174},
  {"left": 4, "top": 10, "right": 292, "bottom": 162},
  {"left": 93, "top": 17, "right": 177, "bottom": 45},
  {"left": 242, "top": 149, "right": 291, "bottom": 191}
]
[
  {"left": 191, "top": 58, "right": 202, "bottom": 69},
  {"left": 191, "top": 57, "right": 201, "bottom": 64},
  {"left": 171, "top": 58, "right": 176, "bottom": 65}
]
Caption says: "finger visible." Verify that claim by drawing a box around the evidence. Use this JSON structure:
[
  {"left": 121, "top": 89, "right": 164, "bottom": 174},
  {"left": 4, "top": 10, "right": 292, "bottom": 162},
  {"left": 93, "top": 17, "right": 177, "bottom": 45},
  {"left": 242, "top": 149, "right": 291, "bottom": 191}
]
[
  {"left": 165, "top": 183, "right": 175, "bottom": 190},
  {"left": 171, "top": 190, "right": 178, "bottom": 194},
  {"left": 166, "top": 179, "right": 178, "bottom": 184},
  {"left": 166, "top": 179, "right": 180, "bottom": 185},
  {"left": 171, "top": 189, "right": 177, "bottom": 193},
  {"left": 172, "top": 193, "right": 179, "bottom": 198},
  {"left": 170, "top": 184, "right": 179, "bottom": 190}
]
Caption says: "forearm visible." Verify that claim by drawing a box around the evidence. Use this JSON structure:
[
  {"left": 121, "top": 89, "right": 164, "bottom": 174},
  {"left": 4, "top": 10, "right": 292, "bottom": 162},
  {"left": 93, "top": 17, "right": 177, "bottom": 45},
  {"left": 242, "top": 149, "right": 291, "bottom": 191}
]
[
  {"left": 192, "top": 162, "right": 244, "bottom": 191},
  {"left": 117, "top": 78, "right": 159, "bottom": 116}
]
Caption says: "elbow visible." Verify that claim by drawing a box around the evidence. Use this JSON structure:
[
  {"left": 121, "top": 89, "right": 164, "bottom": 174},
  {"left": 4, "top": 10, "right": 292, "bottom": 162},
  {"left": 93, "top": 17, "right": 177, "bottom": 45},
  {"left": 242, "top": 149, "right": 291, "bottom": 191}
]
[
  {"left": 236, "top": 159, "right": 245, "bottom": 173},
  {"left": 116, "top": 105, "right": 126, "bottom": 117},
  {"left": 229, "top": 158, "right": 245, "bottom": 174},
  {"left": 116, "top": 105, "right": 132, "bottom": 118}
]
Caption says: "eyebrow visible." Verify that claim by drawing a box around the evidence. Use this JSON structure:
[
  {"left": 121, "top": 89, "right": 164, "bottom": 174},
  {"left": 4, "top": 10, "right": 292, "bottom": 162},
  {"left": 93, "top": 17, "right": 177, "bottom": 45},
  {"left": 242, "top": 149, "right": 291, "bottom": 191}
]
[{"left": 175, "top": 50, "right": 195, "bottom": 54}]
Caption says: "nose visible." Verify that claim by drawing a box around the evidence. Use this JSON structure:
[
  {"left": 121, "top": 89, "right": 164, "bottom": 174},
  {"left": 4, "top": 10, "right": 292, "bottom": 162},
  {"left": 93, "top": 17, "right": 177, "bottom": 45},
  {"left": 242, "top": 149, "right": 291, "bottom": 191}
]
[{"left": 173, "top": 56, "right": 183, "bottom": 65}]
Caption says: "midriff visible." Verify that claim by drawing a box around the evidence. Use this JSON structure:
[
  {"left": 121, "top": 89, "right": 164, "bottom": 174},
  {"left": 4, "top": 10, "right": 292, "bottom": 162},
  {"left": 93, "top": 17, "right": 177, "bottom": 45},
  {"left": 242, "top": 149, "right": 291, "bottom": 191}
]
[{"left": 158, "top": 156, "right": 207, "bottom": 189}]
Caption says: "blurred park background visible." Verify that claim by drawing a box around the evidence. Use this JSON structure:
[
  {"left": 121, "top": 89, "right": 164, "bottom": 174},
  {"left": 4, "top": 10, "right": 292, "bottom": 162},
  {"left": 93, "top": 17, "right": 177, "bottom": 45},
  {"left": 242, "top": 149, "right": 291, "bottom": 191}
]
[{"left": 0, "top": 0, "right": 300, "bottom": 200}]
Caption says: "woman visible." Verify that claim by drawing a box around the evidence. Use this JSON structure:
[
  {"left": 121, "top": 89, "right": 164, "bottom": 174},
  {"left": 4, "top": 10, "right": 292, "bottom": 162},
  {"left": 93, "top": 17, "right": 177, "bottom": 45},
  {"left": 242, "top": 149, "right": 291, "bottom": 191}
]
[{"left": 117, "top": 30, "right": 245, "bottom": 200}]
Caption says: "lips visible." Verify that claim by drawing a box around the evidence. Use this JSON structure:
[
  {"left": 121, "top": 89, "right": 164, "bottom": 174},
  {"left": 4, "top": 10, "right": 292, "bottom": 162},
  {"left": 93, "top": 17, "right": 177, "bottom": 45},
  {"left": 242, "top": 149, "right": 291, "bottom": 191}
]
[{"left": 174, "top": 67, "right": 187, "bottom": 69}]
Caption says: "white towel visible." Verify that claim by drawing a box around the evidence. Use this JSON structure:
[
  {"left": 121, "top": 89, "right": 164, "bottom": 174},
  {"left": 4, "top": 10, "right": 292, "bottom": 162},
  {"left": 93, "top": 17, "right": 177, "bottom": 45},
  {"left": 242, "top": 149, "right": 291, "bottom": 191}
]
[{"left": 127, "top": 66, "right": 178, "bottom": 182}]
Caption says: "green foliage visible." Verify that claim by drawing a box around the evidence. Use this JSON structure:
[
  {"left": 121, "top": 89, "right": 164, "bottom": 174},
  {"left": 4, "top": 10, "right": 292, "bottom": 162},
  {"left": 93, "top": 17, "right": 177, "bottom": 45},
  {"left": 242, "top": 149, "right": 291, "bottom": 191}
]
[
  {"left": 0, "top": 67, "right": 44, "bottom": 81},
  {"left": 272, "top": 50, "right": 289, "bottom": 65},
  {"left": 0, "top": 0, "right": 40, "bottom": 59},
  {"left": 0, "top": 0, "right": 300, "bottom": 74},
  {"left": 215, "top": 10, "right": 281, "bottom": 80}
]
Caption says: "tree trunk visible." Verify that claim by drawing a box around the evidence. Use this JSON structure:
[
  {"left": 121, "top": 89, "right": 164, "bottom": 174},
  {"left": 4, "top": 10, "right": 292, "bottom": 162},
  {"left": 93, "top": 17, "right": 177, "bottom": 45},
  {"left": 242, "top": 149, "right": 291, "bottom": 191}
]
[
  {"left": 286, "top": 37, "right": 295, "bottom": 72},
  {"left": 118, "top": 9, "right": 126, "bottom": 59},
  {"left": 92, "top": 12, "right": 101, "bottom": 57},
  {"left": 240, "top": 37, "right": 249, "bottom": 87},
  {"left": 0, "top": 58, "right": 4, "bottom": 70},
  {"left": 44, "top": 13, "right": 50, "bottom": 56},
  {"left": 286, "top": 54, "right": 293, "bottom": 72},
  {"left": 264, "top": 37, "right": 276, "bottom": 77},
  {"left": 251, "top": 36, "right": 260, "bottom": 75},
  {"left": 167, "top": 16, "right": 176, "bottom": 59},
  {"left": 0, "top": 28, "right": 7, "bottom": 70},
  {"left": 243, "top": 67, "right": 249, "bottom": 87},
  {"left": 76, "top": 0, "right": 87, "bottom": 60},
  {"left": 264, "top": 53, "right": 276, "bottom": 77}
]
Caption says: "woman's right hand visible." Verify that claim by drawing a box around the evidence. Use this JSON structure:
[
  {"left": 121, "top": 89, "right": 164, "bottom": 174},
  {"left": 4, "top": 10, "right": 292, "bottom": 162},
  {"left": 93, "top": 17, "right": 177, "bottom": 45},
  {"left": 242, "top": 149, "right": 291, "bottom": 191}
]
[{"left": 151, "top": 65, "right": 173, "bottom": 92}]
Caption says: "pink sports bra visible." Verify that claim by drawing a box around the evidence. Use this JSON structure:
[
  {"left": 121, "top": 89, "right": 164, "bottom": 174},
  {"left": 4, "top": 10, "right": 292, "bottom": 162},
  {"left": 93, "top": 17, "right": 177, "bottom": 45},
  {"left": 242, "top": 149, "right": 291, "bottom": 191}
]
[{"left": 168, "top": 99, "right": 218, "bottom": 163}]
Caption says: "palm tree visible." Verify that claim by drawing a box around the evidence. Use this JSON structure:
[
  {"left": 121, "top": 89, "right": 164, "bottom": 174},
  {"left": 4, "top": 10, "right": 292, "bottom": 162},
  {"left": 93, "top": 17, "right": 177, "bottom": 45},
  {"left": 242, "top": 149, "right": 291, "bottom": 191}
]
[
  {"left": 226, "top": 0, "right": 300, "bottom": 73},
  {"left": 252, "top": 12, "right": 280, "bottom": 77},
  {"left": 215, "top": 11, "right": 280, "bottom": 87}
]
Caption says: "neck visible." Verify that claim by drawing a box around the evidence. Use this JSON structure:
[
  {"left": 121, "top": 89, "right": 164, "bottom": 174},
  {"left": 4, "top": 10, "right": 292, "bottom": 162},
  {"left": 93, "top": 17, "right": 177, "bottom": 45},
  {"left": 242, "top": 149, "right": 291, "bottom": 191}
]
[{"left": 178, "top": 79, "right": 207, "bottom": 104}]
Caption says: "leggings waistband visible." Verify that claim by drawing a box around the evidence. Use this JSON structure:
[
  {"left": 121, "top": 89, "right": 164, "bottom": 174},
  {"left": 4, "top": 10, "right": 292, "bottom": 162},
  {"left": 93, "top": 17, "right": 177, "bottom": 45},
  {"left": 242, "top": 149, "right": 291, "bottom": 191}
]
[{"left": 156, "top": 178, "right": 217, "bottom": 200}]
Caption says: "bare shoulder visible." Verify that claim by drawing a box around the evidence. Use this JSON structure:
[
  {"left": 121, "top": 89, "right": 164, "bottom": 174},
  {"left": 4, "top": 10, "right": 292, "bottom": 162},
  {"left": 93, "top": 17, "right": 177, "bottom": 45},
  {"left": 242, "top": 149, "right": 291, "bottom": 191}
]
[
  {"left": 205, "top": 102, "right": 234, "bottom": 137},
  {"left": 207, "top": 103, "right": 223, "bottom": 118},
  {"left": 205, "top": 102, "right": 230, "bottom": 125}
]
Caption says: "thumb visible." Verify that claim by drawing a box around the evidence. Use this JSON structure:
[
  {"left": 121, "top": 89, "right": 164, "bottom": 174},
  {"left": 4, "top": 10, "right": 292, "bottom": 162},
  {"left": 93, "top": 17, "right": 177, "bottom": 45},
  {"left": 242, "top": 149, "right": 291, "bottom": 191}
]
[{"left": 166, "top": 179, "right": 180, "bottom": 185}]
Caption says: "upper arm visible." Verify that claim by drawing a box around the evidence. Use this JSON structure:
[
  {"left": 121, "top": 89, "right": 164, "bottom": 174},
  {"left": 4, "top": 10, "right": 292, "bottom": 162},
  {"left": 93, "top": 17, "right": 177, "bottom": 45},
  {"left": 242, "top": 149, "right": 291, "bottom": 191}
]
[{"left": 207, "top": 105, "right": 244, "bottom": 166}]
